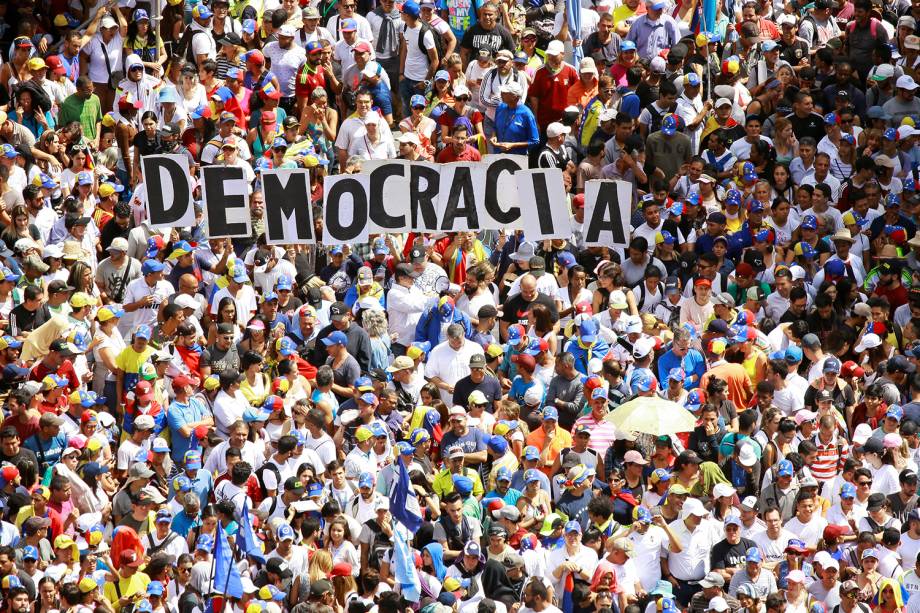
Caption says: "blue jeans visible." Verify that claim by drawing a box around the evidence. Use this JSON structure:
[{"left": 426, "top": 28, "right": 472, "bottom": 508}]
[{"left": 399, "top": 77, "right": 423, "bottom": 119}]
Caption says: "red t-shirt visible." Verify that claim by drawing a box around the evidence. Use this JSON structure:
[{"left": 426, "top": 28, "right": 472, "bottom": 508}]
[
  {"left": 529, "top": 64, "right": 579, "bottom": 129},
  {"left": 294, "top": 63, "right": 327, "bottom": 100},
  {"left": 874, "top": 282, "right": 909, "bottom": 310},
  {"left": 0, "top": 415, "right": 39, "bottom": 442},
  {"left": 30, "top": 360, "right": 79, "bottom": 393},
  {"left": 436, "top": 145, "right": 482, "bottom": 163}
]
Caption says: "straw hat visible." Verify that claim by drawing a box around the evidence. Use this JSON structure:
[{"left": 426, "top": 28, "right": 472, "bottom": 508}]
[
  {"left": 830, "top": 229, "right": 854, "bottom": 244},
  {"left": 875, "top": 244, "right": 905, "bottom": 259},
  {"left": 62, "top": 241, "right": 87, "bottom": 261}
]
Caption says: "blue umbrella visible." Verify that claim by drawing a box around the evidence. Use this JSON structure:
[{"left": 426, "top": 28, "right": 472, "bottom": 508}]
[{"left": 566, "top": 0, "right": 583, "bottom": 64}]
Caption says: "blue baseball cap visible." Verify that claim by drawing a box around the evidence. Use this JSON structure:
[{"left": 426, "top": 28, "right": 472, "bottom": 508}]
[
  {"left": 402, "top": 0, "right": 420, "bottom": 15},
  {"left": 785, "top": 345, "right": 803, "bottom": 363},
  {"left": 277, "top": 523, "right": 296, "bottom": 541},
  {"left": 0, "top": 144, "right": 17, "bottom": 159},
  {"left": 272, "top": 136, "right": 288, "bottom": 150},
  {"left": 488, "top": 435, "right": 508, "bottom": 455},
  {"left": 195, "top": 534, "right": 213, "bottom": 551},
  {"left": 141, "top": 259, "right": 165, "bottom": 275},
  {"left": 185, "top": 450, "right": 202, "bottom": 470},
  {"left": 21, "top": 546, "right": 38, "bottom": 561},
  {"left": 192, "top": 4, "right": 213, "bottom": 19},
  {"left": 543, "top": 406, "right": 559, "bottom": 421},
  {"left": 668, "top": 368, "right": 686, "bottom": 382},
  {"left": 579, "top": 318, "right": 600, "bottom": 343},
  {"left": 322, "top": 330, "right": 348, "bottom": 346},
  {"left": 823, "top": 356, "right": 842, "bottom": 374},
  {"left": 358, "top": 472, "right": 375, "bottom": 488},
  {"left": 77, "top": 171, "right": 93, "bottom": 186},
  {"left": 434, "top": 69, "right": 450, "bottom": 82},
  {"left": 134, "top": 324, "right": 152, "bottom": 340},
  {"left": 564, "top": 520, "right": 583, "bottom": 533},
  {"left": 276, "top": 274, "right": 293, "bottom": 291},
  {"left": 777, "top": 459, "right": 794, "bottom": 477},
  {"left": 840, "top": 482, "right": 857, "bottom": 499},
  {"left": 887, "top": 193, "right": 902, "bottom": 208},
  {"left": 661, "top": 114, "right": 679, "bottom": 136},
  {"left": 745, "top": 547, "right": 762, "bottom": 563},
  {"left": 620, "top": 40, "right": 637, "bottom": 51},
  {"left": 395, "top": 441, "right": 414, "bottom": 455},
  {"left": 887, "top": 405, "right": 904, "bottom": 421},
  {"left": 146, "top": 581, "right": 164, "bottom": 596},
  {"left": 136, "top": 600, "right": 153, "bottom": 613},
  {"left": 410, "top": 94, "right": 427, "bottom": 108},
  {"left": 452, "top": 474, "right": 474, "bottom": 496},
  {"left": 801, "top": 215, "right": 818, "bottom": 230},
  {"left": 496, "top": 466, "right": 513, "bottom": 482},
  {"left": 242, "top": 19, "right": 256, "bottom": 34},
  {"left": 522, "top": 445, "right": 540, "bottom": 461},
  {"left": 524, "top": 469, "right": 541, "bottom": 484}
]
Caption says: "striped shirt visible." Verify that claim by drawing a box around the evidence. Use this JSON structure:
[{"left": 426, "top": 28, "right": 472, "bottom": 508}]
[
  {"left": 572, "top": 414, "right": 619, "bottom": 459},
  {"left": 810, "top": 433, "right": 849, "bottom": 482}
]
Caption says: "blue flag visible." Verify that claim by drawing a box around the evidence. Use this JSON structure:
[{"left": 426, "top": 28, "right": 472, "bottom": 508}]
[
  {"left": 213, "top": 525, "right": 244, "bottom": 599},
  {"left": 566, "top": 0, "right": 583, "bottom": 64},
  {"left": 392, "top": 527, "right": 421, "bottom": 603},
  {"left": 390, "top": 459, "right": 423, "bottom": 533},
  {"left": 238, "top": 504, "right": 266, "bottom": 564}
]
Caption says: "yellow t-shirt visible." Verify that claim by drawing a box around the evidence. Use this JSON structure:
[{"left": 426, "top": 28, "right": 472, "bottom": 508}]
[
  {"left": 104, "top": 572, "right": 151, "bottom": 612},
  {"left": 115, "top": 346, "right": 155, "bottom": 375}
]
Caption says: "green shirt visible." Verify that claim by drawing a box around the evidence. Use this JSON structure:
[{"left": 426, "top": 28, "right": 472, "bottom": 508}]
[{"left": 59, "top": 93, "right": 103, "bottom": 141}]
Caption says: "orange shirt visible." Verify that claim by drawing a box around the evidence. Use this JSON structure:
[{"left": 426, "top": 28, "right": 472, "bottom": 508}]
[
  {"left": 567, "top": 79, "right": 599, "bottom": 108},
  {"left": 525, "top": 426, "right": 573, "bottom": 476},
  {"left": 700, "top": 362, "right": 754, "bottom": 411}
]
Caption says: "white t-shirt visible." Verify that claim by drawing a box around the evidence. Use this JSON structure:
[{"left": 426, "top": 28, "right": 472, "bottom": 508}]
[
  {"left": 210, "top": 285, "right": 258, "bottom": 328},
  {"left": 262, "top": 41, "right": 307, "bottom": 97},
  {"left": 401, "top": 22, "right": 436, "bottom": 81},
  {"left": 425, "top": 339, "right": 485, "bottom": 404},
  {"left": 121, "top": 277, "right": 175, "bottom": 333},
  {"left": 85, "top": 33, "right": 124, "bottom": 84}
]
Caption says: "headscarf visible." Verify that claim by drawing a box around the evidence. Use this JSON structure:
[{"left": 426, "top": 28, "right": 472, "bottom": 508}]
[
  {"left": 480, "top": 559, "right": 518, "bottom": 608},
  {"left": 874, "top": 578, "right": 907, "bottom": 609},
  {"left": 423, "top": 543, "right": 447, "bottom": 582},
  {"left": 691, "top": 461, "right": 731, "bottom": 498},
  {"left": 110, "top": 526, "right": 144, "bottom": 571}
]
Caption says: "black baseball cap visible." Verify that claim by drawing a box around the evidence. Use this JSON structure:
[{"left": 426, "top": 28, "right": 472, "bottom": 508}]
[{"left": 409, "top": 247, "right": 426, "bottom": 263}]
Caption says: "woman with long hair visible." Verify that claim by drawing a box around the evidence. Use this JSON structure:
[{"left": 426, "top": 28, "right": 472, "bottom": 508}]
[
  {"left": 238, "top": 316, "right": 269, "bottom": 355},
  {"left": 0, "top": 205, "right": 41, "bottom": 251},
  {"left": 34, "top": 577, "right": 59, "bottom": 613},
  {"left": 554, "top": 263, "right": 591, "bottom": 324},
  {"left": 326, "top": 517, "right": 360, "bottom": 573},
  {"left": 309, "top": 549, "right": 334, "bottom": 583},
  {"left": 207, "top": 297, "right": 241, "bottom": 344},
  {"left": 397, "top": 93, "right": 437, "bottom": 160},
  {"left": 592, "top": 262, "right": 637, "bottom": 315},
  {"left": 528, "top": 302, "right": 558, "bottom": 356},
  {"left": 124, "top": 8, "right": 165, "bottom": 75},
  {"left": 830, "top": 134, "right": 857, "bottom": 182},
  {"left": 67, "top": 261, "right": 100, "bottom": 300},
  {"left": 772, "top": 117, "right": 798, "bottom": 165},
  {"left": 9, "top": 89, "right": 55, "bottom": 139},
  {"left": 239, "top": 350, "right": 269, "bottom": 407},
  {"left": 178, "top": 65, "right": 208, "bottom": 114},
  {"left": 298, "top": 87, "right": 338, "bottom": 166},
  {"left": 516, "top": 470, "right": 551, "bottom": 530}
]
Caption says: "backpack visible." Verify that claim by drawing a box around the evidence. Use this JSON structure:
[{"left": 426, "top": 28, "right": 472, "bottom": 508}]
[
  {"left": 408, "top": 22, "right": 444, "bottom": 65},
  {"left": 362, "top": 518, "right": 392, "bottom": 571},
  {"left": 175, "top": 25, "right": 208, "bottom": 65},
  {"left": 255, "top": 462, "right": 283, "bottom": 500},
  {"left": 846, "top": 17, "right": 880, "bottom": 37},
  {"left": 635, "top": 280, "right": 664, "bottom": 312},
  {"left": 643, "top": 102, "right": 668, "bottom": 134}
]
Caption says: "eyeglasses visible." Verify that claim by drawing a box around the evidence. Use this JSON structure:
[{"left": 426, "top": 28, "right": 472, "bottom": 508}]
[{"left": 858, "top": 480, "right": 873, "bottom": 486}]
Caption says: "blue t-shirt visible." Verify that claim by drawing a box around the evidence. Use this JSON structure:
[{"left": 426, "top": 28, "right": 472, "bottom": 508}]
[
  {"left": 657, "top": 347, "right": 707, "bottom": 390},
  {"left": 509, "top": 376, "right": 544, "bottom": 407},
  {"left": 484, "top": 487, "right": 523, "bottom": 506},
  {"left": 440, "top": 426, "right": 488, "bottom": 458},
  {"left": 439, "top": 0, "right": 481, "bottom": 39},
  {"left": 167, "top": 397, "right": 210, "bottom": 462},
  {"left": 24, "top": 433, "right": 68, "bottom": 471}
]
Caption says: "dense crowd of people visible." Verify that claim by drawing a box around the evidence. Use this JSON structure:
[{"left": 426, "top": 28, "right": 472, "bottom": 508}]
[{"left": 8, "top": 1, "right": 920, "bottom": 613}]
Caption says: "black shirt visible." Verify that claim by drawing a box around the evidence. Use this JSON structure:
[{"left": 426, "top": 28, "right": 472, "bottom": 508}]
[
  {"left": 452, "top": 373, "right": 503, "bottom": 408},
  {"left": 500, "top": 292, "right": 559, "bottom": 327},
  {"left": 459, "top": 23, "right": 515, "bottom": 56},
  {"left": 710, "top": 536, "right": 757, "bottom": 570},
  {"left": 9, "top": 302, "right": 50, "bottom": 336},
  {"left": 785, "top": 111, "right": 826, "bottom": 142}
]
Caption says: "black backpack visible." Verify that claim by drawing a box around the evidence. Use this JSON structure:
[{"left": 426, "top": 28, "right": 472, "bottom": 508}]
[
  {"left": 407, "top": 22, "right": 444, "bottom": 65},
  {"left": 362, "top": 519, "right": 392, "bottom": 571},
  {"left": 255, "top": 462, "right": 283, "bottom": 500},
  {"left": 175, "top": 25, "right": 209, "bottom": 65}
]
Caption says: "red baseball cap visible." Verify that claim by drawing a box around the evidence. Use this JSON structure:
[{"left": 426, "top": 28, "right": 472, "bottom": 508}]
[
  {"left": 352, "top": 41, "right": 373, "bottom": 54},
  {"left": 694, "top": 278, "right": 712, "bottom": 288},
  {"left": 44, "top": 55, "right": 67, "bottom": 76}
]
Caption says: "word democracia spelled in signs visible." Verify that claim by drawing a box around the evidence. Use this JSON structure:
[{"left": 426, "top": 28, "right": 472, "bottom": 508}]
[{"left": 141, "top": 154, "right": 633, "bottom": 248}]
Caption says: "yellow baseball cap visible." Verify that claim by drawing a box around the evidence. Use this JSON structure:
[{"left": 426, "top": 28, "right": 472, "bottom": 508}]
[
  {"left": 70, "top": 292, "right": 97, "bottom": 308},
  {"left": 406, "top": 345, "right": 424, "bottom": 360},
  {"left": 355, "top": 426, "right": 373, "bottom": 442},
  {"left": 78, "top": 577, "right": 98, "bottom": 594},
  {"left": 27, "top": 58, "right": 46, "bottom": 71}
]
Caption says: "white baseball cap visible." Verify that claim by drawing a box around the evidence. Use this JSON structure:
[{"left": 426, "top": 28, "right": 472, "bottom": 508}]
[
  {"left": 898, "top": 74, "right": 919, "bottom": 89},
  {"left": 545, "top": 40, "right": 565, "bottom": 56},
  {"left": 546, "top": 122, "right": 571, "bottom": 138}
]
